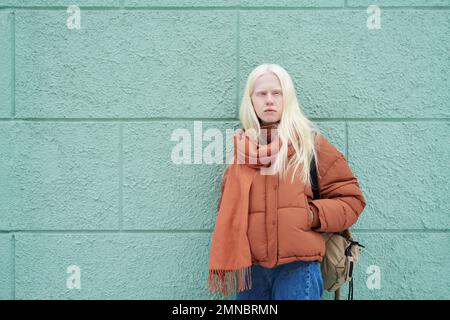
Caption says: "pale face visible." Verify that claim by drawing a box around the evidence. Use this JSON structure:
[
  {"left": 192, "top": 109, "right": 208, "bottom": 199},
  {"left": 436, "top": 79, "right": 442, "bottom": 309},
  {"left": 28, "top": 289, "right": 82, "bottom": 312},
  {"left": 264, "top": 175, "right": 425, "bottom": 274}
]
[{"left": 251, "top": 72, "right": 284, "bottom": 125}]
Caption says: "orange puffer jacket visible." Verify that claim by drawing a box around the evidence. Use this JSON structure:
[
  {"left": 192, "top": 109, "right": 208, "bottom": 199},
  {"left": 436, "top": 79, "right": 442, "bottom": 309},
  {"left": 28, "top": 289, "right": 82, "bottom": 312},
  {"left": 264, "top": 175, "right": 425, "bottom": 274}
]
[{"left": 219, "top": 134, "right": 366, "bottom": 268}]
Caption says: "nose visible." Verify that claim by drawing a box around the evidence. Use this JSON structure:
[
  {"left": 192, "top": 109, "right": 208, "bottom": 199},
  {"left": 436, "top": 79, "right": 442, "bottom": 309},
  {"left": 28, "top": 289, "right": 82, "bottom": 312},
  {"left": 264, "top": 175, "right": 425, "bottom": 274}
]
[{"left": 266, "top": 93, "right": 274, "bottom": 104}]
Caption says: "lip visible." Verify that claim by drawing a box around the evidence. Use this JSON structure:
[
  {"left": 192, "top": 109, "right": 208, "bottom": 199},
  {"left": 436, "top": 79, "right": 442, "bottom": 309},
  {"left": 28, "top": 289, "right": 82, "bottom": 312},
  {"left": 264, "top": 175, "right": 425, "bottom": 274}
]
[{"left": 264, "top": 109, "right": 277, "bottom": 112}]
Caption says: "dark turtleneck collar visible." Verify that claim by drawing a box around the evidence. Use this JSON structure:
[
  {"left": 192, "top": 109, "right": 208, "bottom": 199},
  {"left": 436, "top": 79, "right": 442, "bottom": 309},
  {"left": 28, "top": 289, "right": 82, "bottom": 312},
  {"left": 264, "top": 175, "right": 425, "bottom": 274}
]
[{"left": 259, "top": 121, "right": 280, "bottom": 144}]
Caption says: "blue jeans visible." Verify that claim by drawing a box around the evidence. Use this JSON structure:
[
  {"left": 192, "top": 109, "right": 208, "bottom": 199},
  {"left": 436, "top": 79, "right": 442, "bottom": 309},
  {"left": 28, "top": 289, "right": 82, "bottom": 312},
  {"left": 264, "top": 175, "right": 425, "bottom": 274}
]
[{"left": 235, "top": 260, "right": 323, "bottom": 300}]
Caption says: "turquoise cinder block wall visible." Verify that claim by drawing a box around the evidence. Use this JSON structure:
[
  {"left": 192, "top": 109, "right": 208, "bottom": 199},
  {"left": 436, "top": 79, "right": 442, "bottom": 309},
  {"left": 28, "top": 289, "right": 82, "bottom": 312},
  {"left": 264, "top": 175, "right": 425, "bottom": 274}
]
[{"left": 0, "top": 0, "right": 449, "bottom": 300}]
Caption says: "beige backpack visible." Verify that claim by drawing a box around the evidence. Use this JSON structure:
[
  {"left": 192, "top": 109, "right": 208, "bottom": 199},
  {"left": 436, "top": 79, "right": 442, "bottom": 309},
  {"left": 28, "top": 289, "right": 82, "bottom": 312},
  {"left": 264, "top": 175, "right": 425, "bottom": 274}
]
[
  {"left": 321, "top": 230, "right": 364, "bottom": 300},
  {"left": 310, "top": 155, "right": 364, "bottom": 300}
]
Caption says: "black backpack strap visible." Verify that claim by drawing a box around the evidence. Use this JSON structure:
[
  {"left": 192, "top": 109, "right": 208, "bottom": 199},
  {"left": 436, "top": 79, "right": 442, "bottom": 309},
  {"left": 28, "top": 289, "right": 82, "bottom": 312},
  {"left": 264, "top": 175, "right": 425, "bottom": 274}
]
[
  {"left": 310, "top": 148, "right": 358, "bottom": 300},
  {"left": 310, "top": 154, "right": 320, "bottom": 200},
  {"left": 311, "top": 152, "right": 346, "bottom": 300}
]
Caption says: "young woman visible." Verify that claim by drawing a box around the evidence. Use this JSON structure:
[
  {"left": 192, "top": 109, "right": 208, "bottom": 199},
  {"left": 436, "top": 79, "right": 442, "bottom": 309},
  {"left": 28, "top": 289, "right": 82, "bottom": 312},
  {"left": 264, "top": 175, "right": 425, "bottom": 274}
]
[{"left": 208, "top": 64, "right": 366, "bottom": 300}]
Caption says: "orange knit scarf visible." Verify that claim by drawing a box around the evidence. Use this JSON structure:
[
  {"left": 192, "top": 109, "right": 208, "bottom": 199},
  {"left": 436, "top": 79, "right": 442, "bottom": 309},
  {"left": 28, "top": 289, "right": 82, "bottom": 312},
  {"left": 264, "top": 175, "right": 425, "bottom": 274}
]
[{"left": 208, "top": 122, "right": 296, "bottom": 297}]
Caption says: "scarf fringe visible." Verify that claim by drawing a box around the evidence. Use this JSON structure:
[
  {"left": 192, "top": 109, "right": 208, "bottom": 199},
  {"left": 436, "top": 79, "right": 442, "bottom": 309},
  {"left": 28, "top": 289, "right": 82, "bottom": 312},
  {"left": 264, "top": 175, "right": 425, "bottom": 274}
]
[{"left": 208, "top": 266, "right": 252, "bottom": 297}]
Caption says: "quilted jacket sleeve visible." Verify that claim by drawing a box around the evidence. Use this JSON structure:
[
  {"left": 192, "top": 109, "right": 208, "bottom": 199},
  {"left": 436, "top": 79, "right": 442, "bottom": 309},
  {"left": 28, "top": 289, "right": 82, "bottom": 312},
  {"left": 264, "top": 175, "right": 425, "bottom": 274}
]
[{"left": 308, "top": 137, "right": 367, "bottom": 233}]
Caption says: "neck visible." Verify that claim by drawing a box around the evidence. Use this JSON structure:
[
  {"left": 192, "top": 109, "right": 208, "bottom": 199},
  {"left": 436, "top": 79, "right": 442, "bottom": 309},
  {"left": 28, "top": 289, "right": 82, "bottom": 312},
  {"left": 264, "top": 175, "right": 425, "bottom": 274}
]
[{"left": 260, "top": 121, "right": 280, "bottom": 129}]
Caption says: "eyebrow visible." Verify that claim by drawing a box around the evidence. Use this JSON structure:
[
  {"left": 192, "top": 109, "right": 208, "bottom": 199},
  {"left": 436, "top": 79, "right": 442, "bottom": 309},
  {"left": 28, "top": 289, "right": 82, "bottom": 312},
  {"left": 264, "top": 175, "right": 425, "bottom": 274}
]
[{"left": 254, "top": 89, "right": 282, "bottom": 93}]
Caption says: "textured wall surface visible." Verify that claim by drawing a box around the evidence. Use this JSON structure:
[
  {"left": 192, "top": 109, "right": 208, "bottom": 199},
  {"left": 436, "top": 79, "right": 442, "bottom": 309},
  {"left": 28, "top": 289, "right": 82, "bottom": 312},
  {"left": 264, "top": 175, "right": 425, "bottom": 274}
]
[{"left": 0, "top": 0, "right": 449, "bottom": 300}]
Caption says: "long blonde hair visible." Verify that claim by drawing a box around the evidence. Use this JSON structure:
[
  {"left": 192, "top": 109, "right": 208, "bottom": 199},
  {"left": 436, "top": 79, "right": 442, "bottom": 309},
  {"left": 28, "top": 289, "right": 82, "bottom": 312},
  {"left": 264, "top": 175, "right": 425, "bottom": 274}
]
[{"left": 239, "top": 63, "right": 322, "bottom": 185}]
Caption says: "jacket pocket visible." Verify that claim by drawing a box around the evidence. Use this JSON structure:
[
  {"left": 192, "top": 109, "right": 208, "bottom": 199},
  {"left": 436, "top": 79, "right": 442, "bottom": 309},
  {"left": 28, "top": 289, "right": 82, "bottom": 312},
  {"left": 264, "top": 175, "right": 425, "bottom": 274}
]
[
  {"left": 247, "top": 212, "right": 268, "bottom": 261},
  {"left": 304, "top": 194, "right": 313, "bottom": 230}
]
